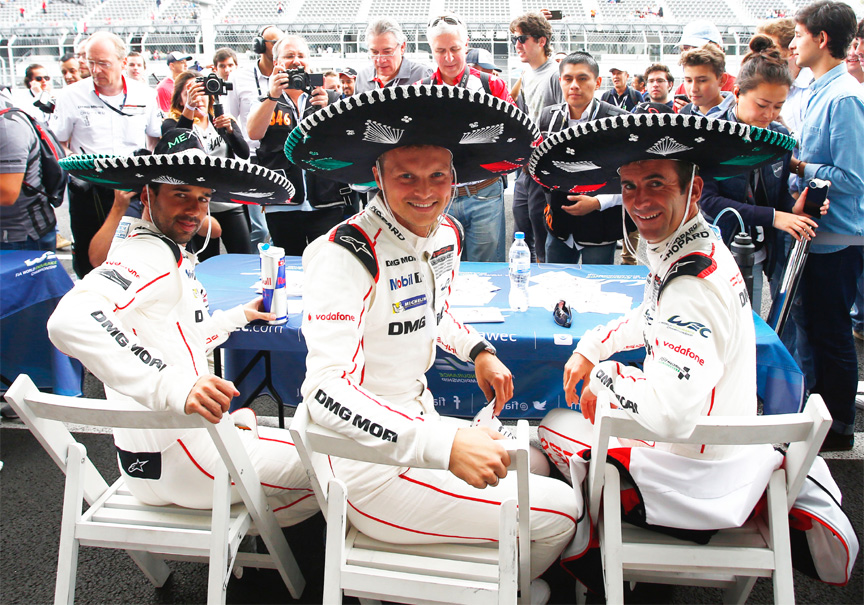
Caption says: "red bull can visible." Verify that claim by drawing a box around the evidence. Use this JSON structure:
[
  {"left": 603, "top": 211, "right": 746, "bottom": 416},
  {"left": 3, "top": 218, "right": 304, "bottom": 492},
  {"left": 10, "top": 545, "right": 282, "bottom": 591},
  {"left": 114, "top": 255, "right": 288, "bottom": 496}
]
[{"left": 258, "top": 243, "right": 288, "bottom": 325}]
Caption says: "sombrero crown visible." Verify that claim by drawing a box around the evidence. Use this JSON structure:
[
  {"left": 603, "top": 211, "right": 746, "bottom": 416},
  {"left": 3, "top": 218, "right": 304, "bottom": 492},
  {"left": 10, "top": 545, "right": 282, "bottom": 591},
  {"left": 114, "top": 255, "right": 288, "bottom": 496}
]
[
  {"left": 284, "top": 85, "right": 540, "bottom": 186},
  {"left": 529, "top": 113, "right": 796, "bottom": 195},
  {"left": 59, "top": 129, "right": 295, "bottom": 206}
]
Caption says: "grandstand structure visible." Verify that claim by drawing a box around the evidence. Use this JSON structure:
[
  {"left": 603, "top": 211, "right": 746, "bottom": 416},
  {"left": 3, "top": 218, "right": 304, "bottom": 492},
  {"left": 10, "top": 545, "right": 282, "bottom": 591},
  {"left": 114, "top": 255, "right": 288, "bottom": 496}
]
[{"left": 1, "top": 0, "right": 862, "bottom": 87}]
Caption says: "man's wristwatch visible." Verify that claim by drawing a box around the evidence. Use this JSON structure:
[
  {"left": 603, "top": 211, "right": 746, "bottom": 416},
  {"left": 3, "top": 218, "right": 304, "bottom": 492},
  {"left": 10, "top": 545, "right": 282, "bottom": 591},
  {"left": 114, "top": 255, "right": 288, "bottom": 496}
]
[{"left": 469, "top": 340, "right": 497, "bottom": 362}]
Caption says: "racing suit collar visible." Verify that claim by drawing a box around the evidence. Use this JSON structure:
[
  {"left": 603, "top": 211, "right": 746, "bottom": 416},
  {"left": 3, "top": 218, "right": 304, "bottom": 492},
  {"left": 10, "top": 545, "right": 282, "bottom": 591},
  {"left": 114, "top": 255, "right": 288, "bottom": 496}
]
[
  {"left": 368, "top": 195, "right": 443, "bottom": 253},
  {"left": 645, "top": 213, "right": 706, "bottom": 270}
]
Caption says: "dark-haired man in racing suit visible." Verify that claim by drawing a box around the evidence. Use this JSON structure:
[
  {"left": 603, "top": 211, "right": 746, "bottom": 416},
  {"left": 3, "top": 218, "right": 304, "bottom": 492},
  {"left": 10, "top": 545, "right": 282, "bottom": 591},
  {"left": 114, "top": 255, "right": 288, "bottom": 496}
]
[
  {"left": 48, "top": 185, "right": 318, "bottom": 525},
  {"left": 540, "top": 158, "right": 758, "bottom": 476},
  {"left": 301, "top": 145, "right": 578, "bottom": 580}
]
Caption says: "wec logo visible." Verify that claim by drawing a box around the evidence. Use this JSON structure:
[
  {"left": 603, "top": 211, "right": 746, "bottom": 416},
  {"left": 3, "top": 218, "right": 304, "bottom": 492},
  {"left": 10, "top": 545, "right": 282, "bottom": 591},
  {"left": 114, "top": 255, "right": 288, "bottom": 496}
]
[{"left": 665, "top": 315, "right": 712, "bottom": 338}]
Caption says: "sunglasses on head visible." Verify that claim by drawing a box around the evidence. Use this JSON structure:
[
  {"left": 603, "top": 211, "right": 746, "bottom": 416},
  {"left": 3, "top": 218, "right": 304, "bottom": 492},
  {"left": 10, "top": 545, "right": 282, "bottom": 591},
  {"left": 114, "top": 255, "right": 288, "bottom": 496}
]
[
  {"left": 34, "top": 75, "right": 51, "bottom": 82},
  {"left": 430, "top": 15, "right": 463, "bottom": 27},
  {"left": 553, "top": 300, "right": 572, "bottom": 328},
  {"left": 511, "top": 35, "right": 533, "bottom": 45}
]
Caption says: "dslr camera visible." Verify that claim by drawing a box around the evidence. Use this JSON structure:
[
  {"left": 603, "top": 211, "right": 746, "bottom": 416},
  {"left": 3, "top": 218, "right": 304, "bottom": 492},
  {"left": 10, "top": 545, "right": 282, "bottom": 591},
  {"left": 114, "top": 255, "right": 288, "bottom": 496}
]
[
  {"left": 196, "top": 73, "right": 233, "bottom": 98},
  {"left": 280, "top": 67, "right": 324, "bottom": 93}
]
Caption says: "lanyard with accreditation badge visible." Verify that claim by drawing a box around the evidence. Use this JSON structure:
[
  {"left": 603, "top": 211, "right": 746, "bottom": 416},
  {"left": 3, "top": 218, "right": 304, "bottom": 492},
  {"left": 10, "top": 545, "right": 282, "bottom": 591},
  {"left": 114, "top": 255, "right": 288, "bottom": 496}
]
[{"left": 92, "top": 76, "right": 146, "bottom": 117}]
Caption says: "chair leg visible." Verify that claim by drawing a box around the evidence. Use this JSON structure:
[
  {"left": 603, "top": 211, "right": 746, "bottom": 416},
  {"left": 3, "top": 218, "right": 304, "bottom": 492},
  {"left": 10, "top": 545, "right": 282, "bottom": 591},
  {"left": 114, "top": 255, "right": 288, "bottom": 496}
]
[
  {"left": 206, "top": 463, "right": 232, "bottom": 605},
  {"left": 55, "top": 444, "right": 86, "bottom": 605},
  {"left": 324, "top": 479, "right": 348, "bottom": 605},
  {"left": 498, "top": 499, "right": 519, "bottom": 604},
  {"left": 601, "top": 464, "right": 624, "bottom": 605},
  {"left": 767, "top": 470, "right": 795, "bottom": 605},
  {"left": 722, "top": 576, "right": 758, "bottom": 604},
  {"left": 125, "top": 551, "right": 172, "bottom": 587}
]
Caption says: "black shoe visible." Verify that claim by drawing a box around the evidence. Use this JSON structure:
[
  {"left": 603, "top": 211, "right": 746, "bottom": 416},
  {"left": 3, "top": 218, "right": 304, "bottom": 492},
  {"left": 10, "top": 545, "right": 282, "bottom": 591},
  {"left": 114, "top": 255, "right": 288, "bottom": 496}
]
[{"left": 820, "top": 430, "right": 854, "bottom": 453}]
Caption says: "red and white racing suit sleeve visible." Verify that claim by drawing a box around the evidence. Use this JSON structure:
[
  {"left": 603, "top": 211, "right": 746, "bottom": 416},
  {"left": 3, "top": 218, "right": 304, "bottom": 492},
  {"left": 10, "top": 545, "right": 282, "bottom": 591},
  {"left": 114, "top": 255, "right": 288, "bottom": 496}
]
[
  {"left": 583, "top": 277, "right": 729, "bottom": 440},
  {"left": 47, "top": 238, "right": 247, "bottom": 415},
  {"left": 575, "top": 302, "right": 647, "bottom": 365},
  {"left": 301, "top": 244, "right": 458, "bottom": 470}
]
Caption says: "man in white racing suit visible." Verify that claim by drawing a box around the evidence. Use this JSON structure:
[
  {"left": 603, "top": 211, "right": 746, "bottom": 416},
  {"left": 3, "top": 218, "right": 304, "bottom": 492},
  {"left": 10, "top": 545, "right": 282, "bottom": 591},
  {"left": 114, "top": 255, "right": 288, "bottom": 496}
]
[
  {"left": 539, "top": 158, "right": 757, "bottom": 475},
  {"left": 48, "top": 158, "right": 318, "bottom": 526},
  {"left": 301, "top": 145, "right": 578, "bottom": 581}
]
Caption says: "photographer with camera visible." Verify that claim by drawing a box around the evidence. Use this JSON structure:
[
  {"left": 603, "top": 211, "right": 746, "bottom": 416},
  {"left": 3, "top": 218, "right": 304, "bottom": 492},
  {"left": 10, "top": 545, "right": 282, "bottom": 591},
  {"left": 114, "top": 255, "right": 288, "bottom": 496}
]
[
  {"left": 161, "top": 70, "right": 253, "bottom": 260},
  {"left": 246, "top": 35, "right": 348, "bottom": 255}
]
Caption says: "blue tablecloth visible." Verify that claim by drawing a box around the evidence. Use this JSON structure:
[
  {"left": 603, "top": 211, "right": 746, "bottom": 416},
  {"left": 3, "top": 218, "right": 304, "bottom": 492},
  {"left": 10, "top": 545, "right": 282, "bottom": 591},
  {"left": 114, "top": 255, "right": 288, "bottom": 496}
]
[
  {"left": 198, "top": 254, "right": 804, "bottom": 419},
  {"left": 0, "top": 250, "right": 83, "bottom": 396}
]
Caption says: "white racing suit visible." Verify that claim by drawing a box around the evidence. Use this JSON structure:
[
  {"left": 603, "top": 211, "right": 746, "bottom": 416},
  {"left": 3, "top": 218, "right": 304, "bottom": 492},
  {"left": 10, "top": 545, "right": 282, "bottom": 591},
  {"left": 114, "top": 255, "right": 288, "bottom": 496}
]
[
  {"left": 48, "top": 219, "right": 318, "bottom": 526},
  {"left": 301, "top": 197, "right": 578, "bottom": 578},
  {"left": 540, "top": 213, "right": 783, "bottom": 533}
]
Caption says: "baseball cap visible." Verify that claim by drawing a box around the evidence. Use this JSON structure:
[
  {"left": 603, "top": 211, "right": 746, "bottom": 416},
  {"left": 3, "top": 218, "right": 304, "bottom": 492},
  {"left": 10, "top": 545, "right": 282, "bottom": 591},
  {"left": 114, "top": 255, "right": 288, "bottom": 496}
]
[
  {"left": 608, "top": 66, "right": 627, "bottom": 74},
  {"left": 678, "top": 20, "right": 724, "bottom": 49},
  {"left": 338, "top": 67, "right": 358, "bottom": 79},
  {"left": 166, "top": 51, "right": 193, "bottom": 65},
  {"left": 466, "top": 48, "right": 501, "bottom": 72}
]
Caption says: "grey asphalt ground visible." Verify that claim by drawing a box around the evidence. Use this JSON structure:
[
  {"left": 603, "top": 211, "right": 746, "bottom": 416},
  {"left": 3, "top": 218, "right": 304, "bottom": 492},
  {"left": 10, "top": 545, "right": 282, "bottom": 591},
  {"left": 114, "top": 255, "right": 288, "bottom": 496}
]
[{"left": 1, "top": 189, "right": 861, "bottom": 604}]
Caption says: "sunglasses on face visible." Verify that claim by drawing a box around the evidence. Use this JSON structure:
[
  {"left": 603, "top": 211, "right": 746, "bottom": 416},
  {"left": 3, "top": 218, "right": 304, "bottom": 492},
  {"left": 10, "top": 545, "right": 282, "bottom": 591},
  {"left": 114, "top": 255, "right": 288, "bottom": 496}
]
[
  {"left": 34, "top": 75, "right": 51, "bottom": 82},
  {"left": 553, "top": 300, "right": 572, "bottom": 328},
  {"left": 511, "top": 35, "right": 533, "bottom": 45}
]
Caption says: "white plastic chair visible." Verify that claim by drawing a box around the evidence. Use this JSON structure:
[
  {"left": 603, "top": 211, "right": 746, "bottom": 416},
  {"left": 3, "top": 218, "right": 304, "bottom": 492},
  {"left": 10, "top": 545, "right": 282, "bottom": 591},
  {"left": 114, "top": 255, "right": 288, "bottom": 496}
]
[
  {"left": 577, "top": 393, "right": 831, "bottom": 605},
  {"left": 289, "top": 399, "right": 532, "bottom": 604},
  {"left": 4, "top": 374, "right": 305, "bottom": 605}
]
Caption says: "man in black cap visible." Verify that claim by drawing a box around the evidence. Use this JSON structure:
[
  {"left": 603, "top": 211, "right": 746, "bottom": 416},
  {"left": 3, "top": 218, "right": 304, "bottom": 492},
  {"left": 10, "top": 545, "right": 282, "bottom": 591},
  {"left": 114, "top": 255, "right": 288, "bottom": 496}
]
[
  {"left": 338, "top": 67, "right": 357, "bottom": 97},
  {"left": 47, "top": 131, "right": 317, "bottom": 525}
]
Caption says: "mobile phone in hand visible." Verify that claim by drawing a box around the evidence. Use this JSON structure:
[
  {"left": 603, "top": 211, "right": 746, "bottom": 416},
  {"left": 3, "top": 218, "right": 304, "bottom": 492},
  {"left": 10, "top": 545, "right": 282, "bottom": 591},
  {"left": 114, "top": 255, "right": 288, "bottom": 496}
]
[
  {"left": 549, "top": 9, "right": 564, "bottom": 19},
  {"left": 802, "top": 178, "right": 829, "bottom": 219},
  {"left": 674, "top": 93, "right": 690, "bottom": 103}
]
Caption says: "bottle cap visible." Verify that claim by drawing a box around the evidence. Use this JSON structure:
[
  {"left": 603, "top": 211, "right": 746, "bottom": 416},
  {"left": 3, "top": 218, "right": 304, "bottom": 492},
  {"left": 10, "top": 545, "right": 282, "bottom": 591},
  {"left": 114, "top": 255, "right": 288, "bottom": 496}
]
[{"left": 514, "top": 232, "right": 525, "bottom": 240}]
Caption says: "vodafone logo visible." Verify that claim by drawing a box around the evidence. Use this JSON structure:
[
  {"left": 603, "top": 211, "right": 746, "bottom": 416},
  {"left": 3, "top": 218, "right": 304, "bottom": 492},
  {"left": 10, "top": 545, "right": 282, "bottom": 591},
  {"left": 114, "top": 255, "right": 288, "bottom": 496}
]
[
  {"left": 310, "top": 312, "right": 356, "bottom": 322},
  {"left": 662, "top": 341, "right": 705, "bottom": 366}
]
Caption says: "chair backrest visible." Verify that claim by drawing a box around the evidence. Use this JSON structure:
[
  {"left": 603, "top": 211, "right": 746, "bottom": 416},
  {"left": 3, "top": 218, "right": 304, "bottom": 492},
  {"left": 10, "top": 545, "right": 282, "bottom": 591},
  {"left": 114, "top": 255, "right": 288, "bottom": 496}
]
[
  {"left": 290, "top": 398, "right": 533, "bottom": 597},
  {"left": 585, "top": 392, "right": 832, "bottom": 523}
]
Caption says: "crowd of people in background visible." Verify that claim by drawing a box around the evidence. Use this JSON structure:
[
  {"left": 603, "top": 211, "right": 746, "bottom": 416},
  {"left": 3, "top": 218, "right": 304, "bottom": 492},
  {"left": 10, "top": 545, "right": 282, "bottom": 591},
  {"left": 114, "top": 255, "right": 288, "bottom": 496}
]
[{"left": 1, "top": 2, "right": 862, "bottom": 449}]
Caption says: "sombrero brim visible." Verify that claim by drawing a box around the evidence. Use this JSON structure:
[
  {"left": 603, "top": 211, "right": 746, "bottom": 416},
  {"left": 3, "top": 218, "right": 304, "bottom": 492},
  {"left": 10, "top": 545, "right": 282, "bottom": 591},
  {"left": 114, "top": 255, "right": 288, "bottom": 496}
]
[
  {"left": 284, "top": 85, "right": 540, "bottom": 186},
  {"left": 529, "top": 113, "right": 796, "bottom": 195},
  {"left": 59, "top": 154, "right": 295, "bottom": 206}
]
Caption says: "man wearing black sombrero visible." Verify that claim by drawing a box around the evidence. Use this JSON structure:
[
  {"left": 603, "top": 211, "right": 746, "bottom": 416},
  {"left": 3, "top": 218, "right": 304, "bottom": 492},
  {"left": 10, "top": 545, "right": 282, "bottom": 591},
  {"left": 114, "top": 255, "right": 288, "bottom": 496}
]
[
  {"left": 531, "top": 113, "right": 798, "bottom": 530},
  {"left": 45, "top": 130, "right": 320, "bottom": 527},
  {"left": 288, "top": 85, "right": 578, "bottom": 595}
]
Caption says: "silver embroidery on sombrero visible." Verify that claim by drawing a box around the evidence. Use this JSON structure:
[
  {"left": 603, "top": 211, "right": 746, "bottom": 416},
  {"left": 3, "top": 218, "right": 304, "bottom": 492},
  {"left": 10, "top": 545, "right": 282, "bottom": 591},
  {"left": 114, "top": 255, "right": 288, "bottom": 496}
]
[
  {"left": 552, "top": 160, "right": 601, "bottom": 173},
  {"left": 152, "top": 175, "right": 188, "bottom": 185},
  {"left": 363, "top": 120, "right": 405, "bottom": 144},
  {"left": 646, "top": 136, "right": 693, "bottom": 157},
  {"left": 460, "top": 123, "right": 504, "bottom": 145},
  {"left": 230, "top": 190, "right": 274, "bottom": 198}
]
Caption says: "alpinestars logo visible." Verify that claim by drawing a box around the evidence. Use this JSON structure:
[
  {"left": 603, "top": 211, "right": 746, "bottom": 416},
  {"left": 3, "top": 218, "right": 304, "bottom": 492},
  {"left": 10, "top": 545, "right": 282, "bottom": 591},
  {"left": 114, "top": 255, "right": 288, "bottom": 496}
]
[
  {"left": 98, "top": 268, "right": 132, "bottom": 290},
  {"left": 128, "top": 459, "right": 149, "bottom": 473},
  {"left": 339, "top": 235, "right": 371, "bottom": 258}
]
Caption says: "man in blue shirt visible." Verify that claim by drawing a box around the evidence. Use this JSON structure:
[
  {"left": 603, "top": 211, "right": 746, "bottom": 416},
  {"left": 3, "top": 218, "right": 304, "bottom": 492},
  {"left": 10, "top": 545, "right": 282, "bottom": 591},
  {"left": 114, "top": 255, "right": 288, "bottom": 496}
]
[{"left": 788, "top": 0, "right": 864, "bottom": 451}]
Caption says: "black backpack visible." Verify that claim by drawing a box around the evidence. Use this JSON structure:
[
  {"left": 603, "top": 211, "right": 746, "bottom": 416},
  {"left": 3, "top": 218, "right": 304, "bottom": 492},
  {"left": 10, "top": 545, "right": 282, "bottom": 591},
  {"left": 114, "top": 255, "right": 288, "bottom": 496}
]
[{"left": 0, "top": 107, "right": 68, "bottom": 207}]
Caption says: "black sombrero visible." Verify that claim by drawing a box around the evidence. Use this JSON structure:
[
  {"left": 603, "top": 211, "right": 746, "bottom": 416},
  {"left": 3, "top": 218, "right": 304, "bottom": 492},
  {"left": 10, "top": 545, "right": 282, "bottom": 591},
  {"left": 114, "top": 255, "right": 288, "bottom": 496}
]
[
  {"left": 59, "top": 129, "right": 295, "bottom": 206},
  {"left": 529, "top": 113, "right": 796, "bottom": 195},
  {"left": 284, "top": 85, "right": 540, "bottom": 187}
]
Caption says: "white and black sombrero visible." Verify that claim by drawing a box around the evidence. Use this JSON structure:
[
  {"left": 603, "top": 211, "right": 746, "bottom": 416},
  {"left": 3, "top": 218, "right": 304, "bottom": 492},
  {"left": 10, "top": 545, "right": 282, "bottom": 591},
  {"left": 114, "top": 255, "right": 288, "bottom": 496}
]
[
  {"left": 59, "top": 129, "right": 295, "bottom": 206},
  {"left": 529, "top": 113, "right": 796, "bottom": 195},
  {"left": 284, "top": 85, "right": 541, "bottom": 186}
]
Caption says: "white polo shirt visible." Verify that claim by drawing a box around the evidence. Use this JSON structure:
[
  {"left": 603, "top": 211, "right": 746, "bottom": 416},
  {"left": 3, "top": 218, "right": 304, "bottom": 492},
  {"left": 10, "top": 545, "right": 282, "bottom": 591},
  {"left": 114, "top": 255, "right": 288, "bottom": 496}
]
[
  {"left": 226, "top": 62, "right": 270, "bottom": 152},
  {"left": 51, "top": 76, "right": 161, "bottom": 154}
]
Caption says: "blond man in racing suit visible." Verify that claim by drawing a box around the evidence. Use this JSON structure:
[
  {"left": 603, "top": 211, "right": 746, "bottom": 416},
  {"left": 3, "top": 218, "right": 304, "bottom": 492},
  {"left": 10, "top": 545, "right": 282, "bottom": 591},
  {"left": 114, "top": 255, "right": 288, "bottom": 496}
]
[{"left": 301, "top": 145, "right": 578, "bottom": 581}]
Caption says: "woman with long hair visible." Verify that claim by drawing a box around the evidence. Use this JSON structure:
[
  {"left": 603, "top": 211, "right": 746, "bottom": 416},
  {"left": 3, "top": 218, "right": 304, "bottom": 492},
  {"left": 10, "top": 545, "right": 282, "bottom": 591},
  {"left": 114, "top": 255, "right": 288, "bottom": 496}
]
[
  {"left": 162, "top": 70, "right": 252, "bottom": 259},
  {"left": 699, "top": 34, "right": 826, "bottom": 310}
]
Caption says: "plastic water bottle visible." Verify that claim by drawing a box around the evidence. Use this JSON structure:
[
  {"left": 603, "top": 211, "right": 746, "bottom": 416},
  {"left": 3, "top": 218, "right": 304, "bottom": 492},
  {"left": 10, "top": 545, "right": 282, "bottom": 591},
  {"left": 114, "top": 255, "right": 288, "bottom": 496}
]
[{"left": 508, "top": 232, "right": 531, "bottom": 312}]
